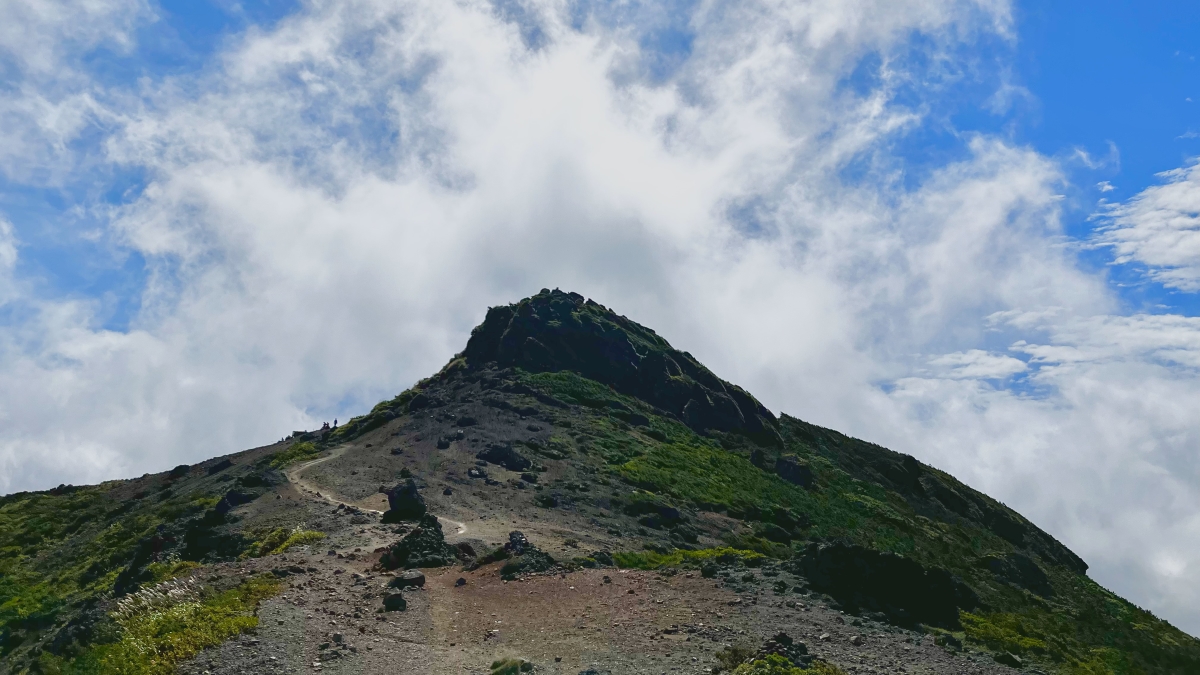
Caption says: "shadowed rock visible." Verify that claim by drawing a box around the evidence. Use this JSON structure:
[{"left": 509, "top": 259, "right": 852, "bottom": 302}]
[
  {"left": 379, "top": 514, "right": 458, "bottom": 570},
  {"left": 986, "top": 553, "right": 1054, "bottom": 597},
  {"left": 461, "top": 289, "right": 781, "bottom": 445},
  {"left": 381, "top": 479, "right": 426, "bottom": 524},
  {"left": 774, "top": 455, "right": 813, "bottom": 488},
  {"left": 795, "top": 542, "right": 979, "bottom": 629},
  {"left": 476, "top": 443, "right": 531, "bottom": 471}
]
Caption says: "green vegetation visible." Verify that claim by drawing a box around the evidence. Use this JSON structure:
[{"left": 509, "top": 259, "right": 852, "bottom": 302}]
[
  {"left": 59, "top": 575, "right": 281, "bottom": 674},
  {"left": 243, "top": 527, "right": 325, "bottom": 558},
  {"left": 732, "top": 655, "right": 848, "bottom": 675},
  {"left": 144, "top": 560, "right": 200, "bottom": 584},
  {"left": 614, "top": 547, "right": 764, "bottom": 570},
  {"left": 0, "top": 484, "right": 241, "bottom": 664},
  {"left": 510, "top": 367, "right": 1200, "bottom": 674},
  {"left": 268, "top": 441, "right": 320, "bottom": 469},
  {"left": 490, "top": 657, "right": 534, "bottom": 674}
]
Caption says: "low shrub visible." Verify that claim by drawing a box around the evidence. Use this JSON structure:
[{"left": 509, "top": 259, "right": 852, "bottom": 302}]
[
  {"left": 244, "top": 527, "right": 325, "bottom": 558},
  {"left": 490, "top": 657, "right": 533, "bottom": 674},
  {"left": 614, "top": 547, "right": 764, "bottom": 570},
  {"left": 79, "top": 575, "right": 281, "bottom": 674},
  {"left": 268, "top": 442, "right": 320, "bottom": 469}
]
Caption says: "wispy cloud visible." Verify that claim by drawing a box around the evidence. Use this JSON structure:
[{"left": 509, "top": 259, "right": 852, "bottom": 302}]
[{"left": 1096, "top": 160, "right": 1200, "bottom": 291}]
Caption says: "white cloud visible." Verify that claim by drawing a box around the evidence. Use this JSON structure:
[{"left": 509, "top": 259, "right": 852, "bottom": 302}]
[
  {"left": 0, "top": 0, "right": 152, "bottom": 181},
  {"left": 928, "top": 349, "right": 1026, "bottom": 378},
  {"left": 879, "top": 312, "right": 1200, "bottom": 632},
  {"left": 1097, "top": 160, "right": 1200, "bottom": 291},
  {"left": 5, "top": 0, "right": 1200, "bottom": 637}
]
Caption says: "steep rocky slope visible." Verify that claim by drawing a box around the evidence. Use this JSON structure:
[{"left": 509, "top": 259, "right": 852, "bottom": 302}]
[{"left": 1, "top": 289, "right": 1197, "bottom": 675}]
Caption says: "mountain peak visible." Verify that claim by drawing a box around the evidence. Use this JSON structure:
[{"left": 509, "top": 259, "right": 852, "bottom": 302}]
[{"left": 462, "top": 288, "right": 780, "bottom": 444}]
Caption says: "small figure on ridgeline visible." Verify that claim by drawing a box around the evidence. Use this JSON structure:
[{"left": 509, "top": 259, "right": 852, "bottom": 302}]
[{"left": 334, "top": 419, "right": 338, "bottom": 428}]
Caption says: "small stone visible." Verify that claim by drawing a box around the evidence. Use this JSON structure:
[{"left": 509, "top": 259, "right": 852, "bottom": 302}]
[{"left": 850, "top": 635, "right": 864, "bottom": 646}]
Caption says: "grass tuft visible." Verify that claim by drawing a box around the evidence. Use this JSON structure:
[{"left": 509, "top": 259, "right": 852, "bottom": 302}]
[{"left": 268, "top": 442, "right": 320, "bottom": 469}]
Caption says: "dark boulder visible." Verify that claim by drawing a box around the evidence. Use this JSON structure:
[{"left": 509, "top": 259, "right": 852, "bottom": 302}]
[
  {"left": 214, "top": 490, "right": 255, "bottom": 515},
  {"left": 476, "top": 443, "right": 532, "bottom": 471},
  {"left": 378, "top": 514, "right": 458, "bottom": 570},
  {"left": 986, "top": 553, "right": 1054, "bottom": 597},
  {"left": 622, "top": 495, "right": 684, "bottom": 528},
  {"left": 498, "top": 530, "right": 555, "bottom": 579},
  {"left": 206, "top": 459, "right": 234, "bottom": 475},
  {"left": 795, "top": 542, "right": 978, "bottom": 629},
  {"left": 774, "top": 455, "right": 814, "bottom": 488},
  {"left": 505, "top": 531, "right": 531, "bottom": 555},
  {"left": 381, "top": 479, "right": 426, "bottom": 523},
  {"left": 168, "top": 464, "right": 190, "bottom": 479},
  {"left": 382, "top": 593, "right": 407, "bottom": 612},
  {"left": 387, "top": 570, "right": 426, "bottom": 589}
]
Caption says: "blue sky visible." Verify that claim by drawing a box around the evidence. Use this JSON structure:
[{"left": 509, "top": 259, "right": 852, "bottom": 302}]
[{"left": 5, "top": 0, "right": 1200, "bottom": 636}]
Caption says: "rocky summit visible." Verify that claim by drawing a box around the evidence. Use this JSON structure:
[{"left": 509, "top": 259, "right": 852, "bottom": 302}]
[{"left": 2, "top": 288, "right": 1199, "bottom": 675}]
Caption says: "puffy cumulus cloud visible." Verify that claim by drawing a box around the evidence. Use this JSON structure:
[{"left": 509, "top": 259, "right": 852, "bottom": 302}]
[
  {"left": 5, "top": 0, "right": 1200, "bottom": 636},
  {"left": 1097, "top": 160, "right": 1200, "bottom": 291},
  {"left": 879, "top": 313, "right": 1200, "bottom": 634},
  {"left": 4, "top": 0, "right": 1021, "bottom": 487}
]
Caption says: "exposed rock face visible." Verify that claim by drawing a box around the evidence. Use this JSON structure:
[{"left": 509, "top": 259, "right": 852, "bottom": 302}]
[
  {"left": 774, "top": 455, "right": 813, "bottom": 488},
  {"left": 461, "top": 289, "right": 780, "bottom": 444},
  {"left": 378, "top": 514, "right": 457, "bottom": 570},
  {"left": 381, "top": 479, "right": 426, "bottom": 523},
  {"left": 986, "top": 553, "right": 1053, "bottom": 597},
  {"left": 795, "top": 542, "right": 978, "bottom": 629}
]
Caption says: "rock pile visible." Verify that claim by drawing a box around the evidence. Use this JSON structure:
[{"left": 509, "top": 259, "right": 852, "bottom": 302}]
[
  {"left": 381, "top": 479, "right": 426, "bottom": 524},
  {"left": 378, "top": 514, "right": 458, "bottom": 570}
]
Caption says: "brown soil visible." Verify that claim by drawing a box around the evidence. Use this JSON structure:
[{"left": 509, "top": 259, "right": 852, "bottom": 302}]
[{"left": 176, "top": 429, "right": 1021, "bottom": 675}]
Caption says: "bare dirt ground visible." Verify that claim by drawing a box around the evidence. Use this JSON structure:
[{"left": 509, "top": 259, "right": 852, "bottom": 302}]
[{"left": 176, "top": 434, "right": 1021, "bottom": 675}]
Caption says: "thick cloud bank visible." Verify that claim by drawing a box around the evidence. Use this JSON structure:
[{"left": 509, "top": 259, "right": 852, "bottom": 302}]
[{"left": 2, "top": 0, "right": 1200, "bottom": 635}]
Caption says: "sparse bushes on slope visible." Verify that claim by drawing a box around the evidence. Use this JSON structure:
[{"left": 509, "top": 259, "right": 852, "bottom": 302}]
[
  {"left": 244, "top": 527, "right": 325, "bottom": 558},
  {"left": 71, "top": 575, "right": 281, "bottom": 674},
  {"left": 268, "top": 441, "right": 320, "bottom": 469}
]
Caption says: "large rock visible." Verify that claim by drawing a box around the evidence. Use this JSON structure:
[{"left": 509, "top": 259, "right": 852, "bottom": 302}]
[
  {"left": 381, "top": 479, "right": 426, "bottom": 523},
  {"left": 387, "top": 570, "right": 426, "bottom": 589},
  {"left": 774, "top": 455, "right": 814, "bottom": 488},
  {"left": 382, "top": 593, "right": 407, "bottom": 612},
  {"left": 986, "top": 553, "right": 1053, "bottom": 597},
  {"left": 461, "top": 289, "right": 781, "bottom": 445},
  {"left": 794, "top": 542, "right": 978, "bottom": 629},
  {"left": 379, "top": 514, "right": 458, "bottom": 570},
  {"left": 498, "top": 530, "right": 555, "bottom": 580},
  {"left": 476, "top": 443, "right": 532, "bottom": 471}
]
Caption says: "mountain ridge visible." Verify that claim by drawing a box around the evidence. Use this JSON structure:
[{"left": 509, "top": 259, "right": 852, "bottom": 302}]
[{"left": 1, "top": 288, "right": 1196, "bottom": 675}]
